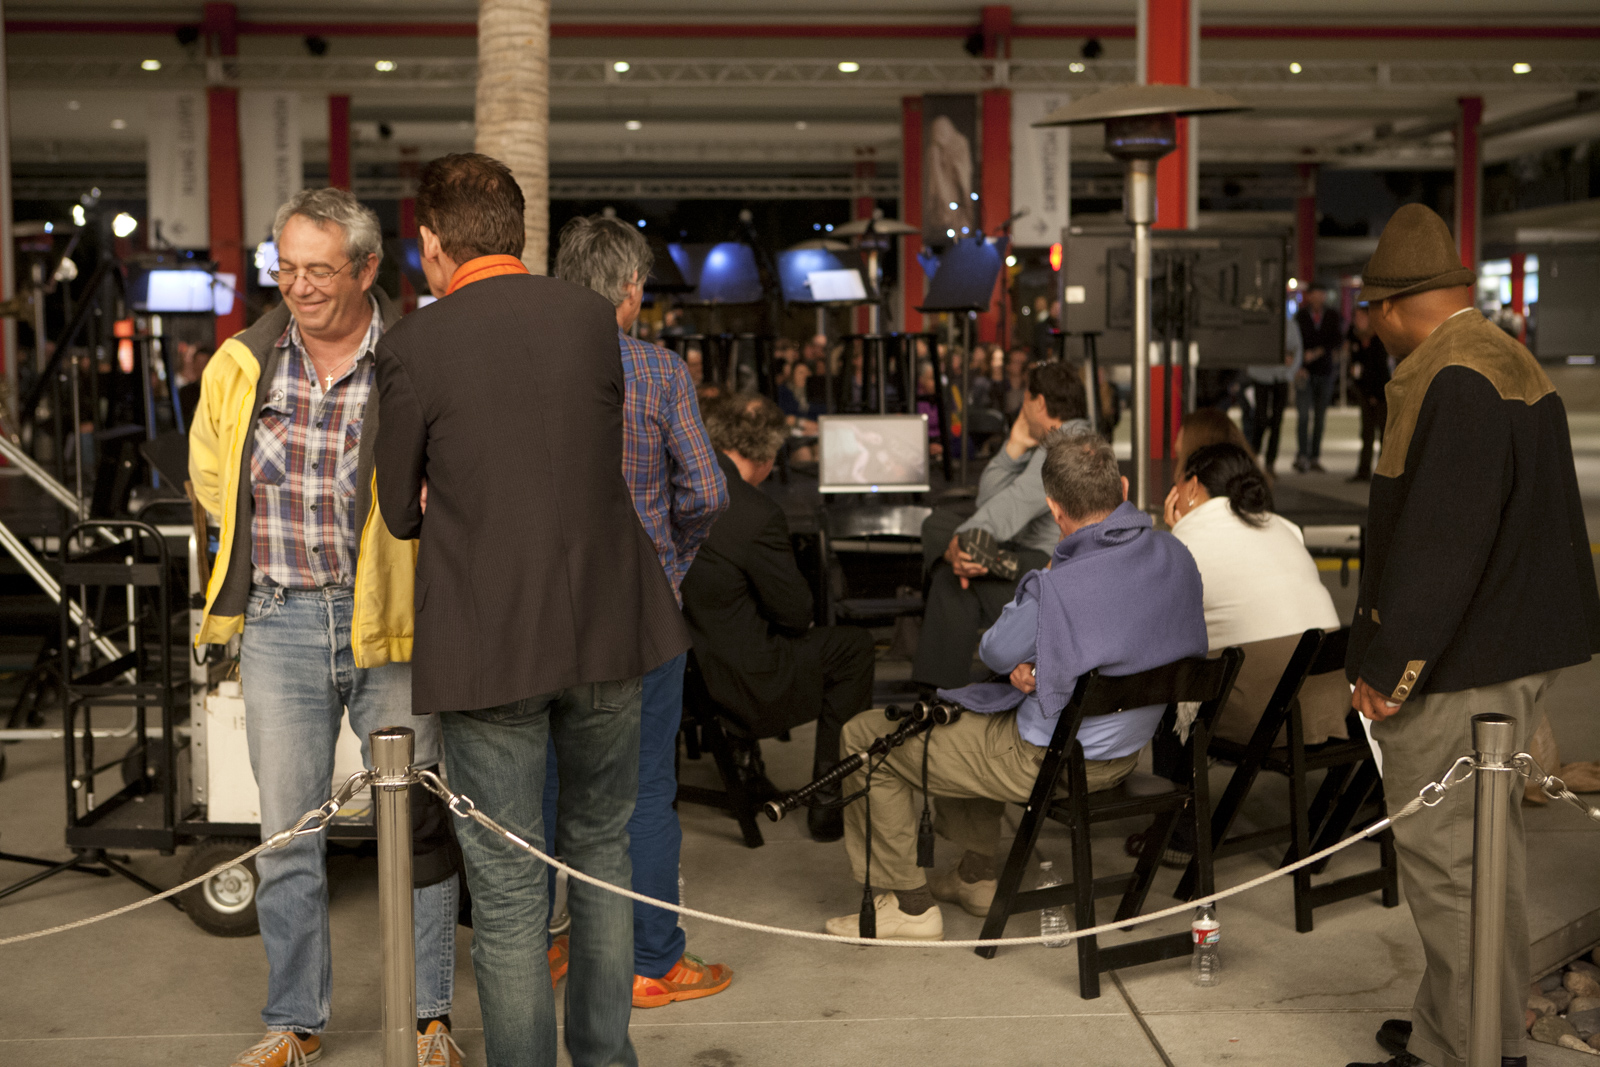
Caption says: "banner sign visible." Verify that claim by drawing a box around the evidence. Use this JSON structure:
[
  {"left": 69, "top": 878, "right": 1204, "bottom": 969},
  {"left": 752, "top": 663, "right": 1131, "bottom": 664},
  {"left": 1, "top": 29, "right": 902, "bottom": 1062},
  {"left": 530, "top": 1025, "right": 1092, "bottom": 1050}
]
[
  {"left": 1010, "top": 92, "right": 1071, "bottom": 248},
  {"left": 146, "top": 92, "right": 208, "bottom": 250},
  {"left": 240, "top": 92, "right": 303, "bottom": 246}
]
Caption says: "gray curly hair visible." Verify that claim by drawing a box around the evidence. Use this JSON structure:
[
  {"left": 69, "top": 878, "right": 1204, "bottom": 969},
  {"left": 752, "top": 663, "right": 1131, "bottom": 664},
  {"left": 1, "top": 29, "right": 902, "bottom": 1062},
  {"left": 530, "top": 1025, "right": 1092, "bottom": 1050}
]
[
  {"left": 555, "top": 214, "right": 654, "bottom": 307},
  {"left": 271, "top": 187, "right": 383, "bottom": 266}
]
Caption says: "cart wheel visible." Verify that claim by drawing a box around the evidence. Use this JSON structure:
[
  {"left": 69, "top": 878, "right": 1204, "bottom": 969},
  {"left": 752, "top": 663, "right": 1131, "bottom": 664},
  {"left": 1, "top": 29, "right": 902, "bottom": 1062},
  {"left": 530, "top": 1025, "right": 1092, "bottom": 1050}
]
[{"left": 180, "top": 838, "right": 261, "bottom": 937}]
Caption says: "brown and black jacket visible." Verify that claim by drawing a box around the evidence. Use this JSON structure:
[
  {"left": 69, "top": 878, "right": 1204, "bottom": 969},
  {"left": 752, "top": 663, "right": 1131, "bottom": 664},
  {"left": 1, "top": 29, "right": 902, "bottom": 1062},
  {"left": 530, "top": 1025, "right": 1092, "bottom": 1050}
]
[{"left": 1346, "top": 309, "right": 1600, "bottom": 702}]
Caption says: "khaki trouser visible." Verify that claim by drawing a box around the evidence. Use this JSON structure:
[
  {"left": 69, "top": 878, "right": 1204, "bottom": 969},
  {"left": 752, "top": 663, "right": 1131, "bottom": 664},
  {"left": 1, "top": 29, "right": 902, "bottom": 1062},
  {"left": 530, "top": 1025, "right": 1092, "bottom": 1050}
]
[
  {"left": 1372, "top": 671, "right": 1556, "bottom": 1067},
  {"left": 841, "top": 708, "right": 1139, "bottom": 891}
]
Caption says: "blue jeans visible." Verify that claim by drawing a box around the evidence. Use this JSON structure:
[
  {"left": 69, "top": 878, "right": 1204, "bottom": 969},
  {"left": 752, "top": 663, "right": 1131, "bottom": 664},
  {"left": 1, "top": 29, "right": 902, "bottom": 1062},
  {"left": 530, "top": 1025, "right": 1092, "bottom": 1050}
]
[
  {"left": 240, "top": 585, "right": 456, "bottom": 1033},
  {"left": 442, "top": 678, "right": 643, "bottom": 1067},
  {"left": 543, "top": 652, "right": 686, "bottom": 978},
  {"left": 1295, "top": 372, "right": 1336, "bottom": 461}
]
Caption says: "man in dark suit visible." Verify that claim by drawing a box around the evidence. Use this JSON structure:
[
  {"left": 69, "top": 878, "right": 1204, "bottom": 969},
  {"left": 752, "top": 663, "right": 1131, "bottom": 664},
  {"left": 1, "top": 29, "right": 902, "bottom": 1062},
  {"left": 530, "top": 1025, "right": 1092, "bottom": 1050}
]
[
  {"left": 375, "top": 152, "right": 686, "bottom": 1067},
  {"left": 680, "top": 394, "right": 875, "bottom": 842}
]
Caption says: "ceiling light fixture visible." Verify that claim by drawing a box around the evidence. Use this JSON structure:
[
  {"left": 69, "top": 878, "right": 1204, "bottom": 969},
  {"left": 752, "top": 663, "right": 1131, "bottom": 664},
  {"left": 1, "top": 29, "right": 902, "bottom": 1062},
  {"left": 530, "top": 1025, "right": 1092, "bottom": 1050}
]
[
  {"left": 625, "top": 120, "right": 642, "bottom": 131},
  {"left": 613, "top": 60, "right": 630, "bottom": 73},
  {"left": 1289, "top": 62, "right": 1302, "bottom": 74},
  {"left": 110, "top": 118, "right": 127, "bottom": 130},
  {"left": 140, "top": 59, "right": 162, "bottom": 71},
  {"left": 374, "top": 59, "right": 396, "bottom": 72},
  {"left": 1512, "top": 62, "right": 1532, "bottom": 74},
  {"left": 72, "top": 205, "right": 87, "bottom": 227},
  {"left": 837, "top": 61, "right": 860, "bottom": 73},
  {"left": 112, "top": 212, "right": 138, "bottom": 238},
  {"left": 795, "top": 120, "right": 808, "bottom": 130},
  {"left": 1069, "top": 62, "right": 1085, "bottom": 73}
]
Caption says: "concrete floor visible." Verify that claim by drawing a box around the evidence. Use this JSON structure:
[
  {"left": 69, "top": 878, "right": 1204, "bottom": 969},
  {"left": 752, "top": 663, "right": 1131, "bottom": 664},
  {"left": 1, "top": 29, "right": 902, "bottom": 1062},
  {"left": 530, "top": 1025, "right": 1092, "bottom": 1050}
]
[{"left": 2, "top": 387, "right": 1600, "bottom": 1066}]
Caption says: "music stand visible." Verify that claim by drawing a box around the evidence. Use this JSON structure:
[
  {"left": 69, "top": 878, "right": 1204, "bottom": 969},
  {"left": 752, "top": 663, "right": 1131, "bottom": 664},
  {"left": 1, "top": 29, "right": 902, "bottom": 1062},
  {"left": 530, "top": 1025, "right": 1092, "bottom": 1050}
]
[{"left": 918, "top": 235, "right": 1008, "bottom": 484}]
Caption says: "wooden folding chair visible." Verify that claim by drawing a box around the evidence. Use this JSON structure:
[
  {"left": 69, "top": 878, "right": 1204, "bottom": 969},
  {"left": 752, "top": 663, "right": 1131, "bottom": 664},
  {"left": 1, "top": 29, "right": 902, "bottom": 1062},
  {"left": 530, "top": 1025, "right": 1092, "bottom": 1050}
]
[
  {"left": 1174, "top": 627, "right": 1399, "bottom": 932},
  {"left": 975, "top": 648, "right": 1244, "bottom": 1000}
]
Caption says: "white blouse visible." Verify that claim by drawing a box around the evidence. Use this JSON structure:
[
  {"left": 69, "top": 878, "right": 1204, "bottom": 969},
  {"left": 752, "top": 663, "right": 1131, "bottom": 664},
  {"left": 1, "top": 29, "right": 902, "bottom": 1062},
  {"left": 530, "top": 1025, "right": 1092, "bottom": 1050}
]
[{"left": 1171, "top": 496, "right": 1340, "bottom": 649}]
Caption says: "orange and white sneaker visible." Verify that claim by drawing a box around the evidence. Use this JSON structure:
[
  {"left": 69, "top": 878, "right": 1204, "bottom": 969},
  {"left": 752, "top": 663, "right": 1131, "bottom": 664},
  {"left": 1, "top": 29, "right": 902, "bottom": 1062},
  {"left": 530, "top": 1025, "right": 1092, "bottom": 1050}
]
[
  {"left": 548, "top": 934, "right": 570, "bottom": 989},
  {"left": 229, "top": 1030, "right": 321, "bottom": 1066},
  {"left": 417, "top": 1019, "right": 465, "bottom": 1067},
  {"left": 632, "top": 953, "right": 734, "bottom": 1008}
]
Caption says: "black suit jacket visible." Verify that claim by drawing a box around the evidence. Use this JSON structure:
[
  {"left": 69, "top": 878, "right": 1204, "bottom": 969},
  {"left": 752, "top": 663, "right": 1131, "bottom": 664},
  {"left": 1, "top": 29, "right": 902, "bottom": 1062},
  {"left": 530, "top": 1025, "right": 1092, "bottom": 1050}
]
[
  {"left": 375, "top": 273, "right": 688, "bottom": 715},
  {"left": 680, "top": 453, "right": 821, "bottom": 725}
]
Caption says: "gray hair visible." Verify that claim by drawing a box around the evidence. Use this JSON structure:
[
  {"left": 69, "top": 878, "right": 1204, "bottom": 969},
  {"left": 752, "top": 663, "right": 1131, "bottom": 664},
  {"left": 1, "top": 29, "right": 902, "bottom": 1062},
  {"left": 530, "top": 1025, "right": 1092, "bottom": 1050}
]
[
  {"left": 271, "top": 188, "right": 383, "bottom": 266},
  {"left": 1040, "top": 430, "right": 1123, "bottom": 520},
  {"left": 554, "top": 215, "right": 654, "bottom": 307}
]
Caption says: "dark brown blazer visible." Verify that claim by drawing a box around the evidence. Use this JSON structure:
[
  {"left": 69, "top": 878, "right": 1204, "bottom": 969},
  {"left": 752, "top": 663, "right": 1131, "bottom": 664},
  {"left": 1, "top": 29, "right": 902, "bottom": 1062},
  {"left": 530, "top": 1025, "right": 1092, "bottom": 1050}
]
[{"left": 374, "top": 273, "right": 688, "bottom": 715}]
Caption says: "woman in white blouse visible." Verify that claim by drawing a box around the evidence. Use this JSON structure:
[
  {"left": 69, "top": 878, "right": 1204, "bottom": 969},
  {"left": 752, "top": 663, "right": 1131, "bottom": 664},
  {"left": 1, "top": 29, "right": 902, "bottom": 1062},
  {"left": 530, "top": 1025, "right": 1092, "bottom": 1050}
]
[{"left": 1165, "top": 442, "right": 1347, "bottom": 746}]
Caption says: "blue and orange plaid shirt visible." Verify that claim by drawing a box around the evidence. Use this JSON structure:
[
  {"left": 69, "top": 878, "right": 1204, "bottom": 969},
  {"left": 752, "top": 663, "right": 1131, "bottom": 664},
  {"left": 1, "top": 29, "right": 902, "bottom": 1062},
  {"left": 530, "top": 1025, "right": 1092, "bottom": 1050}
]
[
  {"left": 249, "top": 300, "right": 382, "bottom": 589},
  {"left": 619, "top": 330, "right": 727, "bottom": 598}
]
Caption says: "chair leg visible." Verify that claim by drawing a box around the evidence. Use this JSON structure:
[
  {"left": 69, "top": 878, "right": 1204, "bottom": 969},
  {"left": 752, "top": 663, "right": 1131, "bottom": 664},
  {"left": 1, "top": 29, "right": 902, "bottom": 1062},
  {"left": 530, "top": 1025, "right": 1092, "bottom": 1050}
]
[
  {"left": 1119, "top": 807, "right": 1178, "bottom": 922},
  {"left": 703, "top": 718, "right": 764, "bottom": 849},
  {"left": 1177, "top": 754, "right": 1259, "bottom": 901},
  {"left": 974, "top": 787, "right": 1050, "bottom": 959},
  {"left": 1072, "top": 813, "right": 1103, "bottom": 1000}
]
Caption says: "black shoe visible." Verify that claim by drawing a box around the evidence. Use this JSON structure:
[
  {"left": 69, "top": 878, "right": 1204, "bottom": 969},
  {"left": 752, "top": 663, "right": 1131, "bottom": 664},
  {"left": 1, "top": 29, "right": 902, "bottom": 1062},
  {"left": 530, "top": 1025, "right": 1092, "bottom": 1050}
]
[
  {"left": 807, "top": 804, "right": 844, "bottom": 843},
  {"left": 1346, "top": 1055, "right": 1420, "bottom": 1067},
  {"left": 1310, "top": 459, "right": 1326, "bottom": 472},
  {"left": 1347, "top": 471, "right": 1371, "bottom": 483},
  {"left": 1376, "top": 1019, "right": 1410, "bottom": 1057},
  {"left": 1292, "top": 456, "right": 1310, "bottom": 473}
]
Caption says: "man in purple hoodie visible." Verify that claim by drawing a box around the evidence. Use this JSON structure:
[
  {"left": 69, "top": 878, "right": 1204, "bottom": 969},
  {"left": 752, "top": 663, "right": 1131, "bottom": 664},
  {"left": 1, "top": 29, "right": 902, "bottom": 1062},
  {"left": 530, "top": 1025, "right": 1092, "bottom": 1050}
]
[{"left": 825, "top": 432, "right": 1208, "bottom": 940}]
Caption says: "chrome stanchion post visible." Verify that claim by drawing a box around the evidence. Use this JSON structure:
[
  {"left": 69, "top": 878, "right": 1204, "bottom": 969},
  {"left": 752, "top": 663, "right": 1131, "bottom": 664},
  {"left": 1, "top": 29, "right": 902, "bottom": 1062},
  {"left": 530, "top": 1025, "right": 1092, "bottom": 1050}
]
[
  {"left": 371, "top": 727, "right": 416, "bottom": 1067},
  {"left": 1468, "top": 712, "right": 1516, "bottom": 1067}
]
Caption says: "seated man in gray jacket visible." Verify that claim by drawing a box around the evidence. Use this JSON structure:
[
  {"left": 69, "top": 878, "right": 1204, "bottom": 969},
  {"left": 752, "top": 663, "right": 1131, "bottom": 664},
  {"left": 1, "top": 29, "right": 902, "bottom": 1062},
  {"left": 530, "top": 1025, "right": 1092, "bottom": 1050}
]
[{"left": 912, "top": 361, "right": 1091, "bottom": 692}]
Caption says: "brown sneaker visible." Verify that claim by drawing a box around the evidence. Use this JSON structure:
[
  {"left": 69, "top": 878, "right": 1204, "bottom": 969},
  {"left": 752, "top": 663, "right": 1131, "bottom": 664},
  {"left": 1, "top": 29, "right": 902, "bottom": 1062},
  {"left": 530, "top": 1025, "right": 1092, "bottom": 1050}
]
[
  {"left": 632, "top": 953, "right": 734, "bottom": 1008},
  {"left": 548, "top": 934, "right": 569, "bottom": 989},
  {"left": 229, "top": 1031, "right": 321, "bottom": 1066},
  {"left": 417, "top": 1019, "right": 464, "bottom": 1067}
]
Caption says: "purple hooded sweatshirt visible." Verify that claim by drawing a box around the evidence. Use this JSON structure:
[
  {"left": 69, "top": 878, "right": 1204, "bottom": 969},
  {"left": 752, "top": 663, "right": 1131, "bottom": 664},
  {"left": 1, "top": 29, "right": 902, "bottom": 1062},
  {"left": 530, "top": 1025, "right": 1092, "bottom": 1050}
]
[{"left": 937, "top": 500, "right": 1208, "bottom": 758}]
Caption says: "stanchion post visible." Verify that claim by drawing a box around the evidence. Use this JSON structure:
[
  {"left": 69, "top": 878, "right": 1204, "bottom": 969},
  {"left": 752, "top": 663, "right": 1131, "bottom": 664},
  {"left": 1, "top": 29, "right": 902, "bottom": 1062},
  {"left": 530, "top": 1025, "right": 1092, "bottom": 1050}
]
[
  {"left": 371, "top": 727, "right": 416, "bottom": 1067},
  {"left": 1468, "top": 712, "right": 1516, "bottom": 1067}
]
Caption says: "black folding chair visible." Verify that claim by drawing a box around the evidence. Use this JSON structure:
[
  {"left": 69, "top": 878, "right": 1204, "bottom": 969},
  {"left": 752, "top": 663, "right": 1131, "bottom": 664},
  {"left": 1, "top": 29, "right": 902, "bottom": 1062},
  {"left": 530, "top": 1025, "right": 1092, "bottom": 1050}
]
[
  {"left": 975, "top": 649, "right": 1244, "bottom": 1000},
  {"left": 1174, "top": 627, "right": 1399, "bottom": 932}
]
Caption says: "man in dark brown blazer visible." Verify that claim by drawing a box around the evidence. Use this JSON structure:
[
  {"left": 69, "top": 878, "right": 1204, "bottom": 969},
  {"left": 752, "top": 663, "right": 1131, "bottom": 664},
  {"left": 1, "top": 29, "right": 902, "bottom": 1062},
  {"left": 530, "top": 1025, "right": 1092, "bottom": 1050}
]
[{"left": 375, "top": 152, "right": 686, "bottom": 1067}]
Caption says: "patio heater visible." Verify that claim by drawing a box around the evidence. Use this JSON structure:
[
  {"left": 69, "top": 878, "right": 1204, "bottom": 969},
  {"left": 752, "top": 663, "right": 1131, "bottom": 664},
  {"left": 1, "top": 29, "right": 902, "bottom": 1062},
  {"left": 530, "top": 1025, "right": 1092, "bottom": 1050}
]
[{"left": 1033, "top": 85, "right": 1246, "bottom": 511}]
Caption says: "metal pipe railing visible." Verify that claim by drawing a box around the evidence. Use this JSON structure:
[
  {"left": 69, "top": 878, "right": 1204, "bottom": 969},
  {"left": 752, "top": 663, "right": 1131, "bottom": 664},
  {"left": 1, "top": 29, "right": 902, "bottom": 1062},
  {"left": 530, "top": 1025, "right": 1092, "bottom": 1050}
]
[
  {"left": 371, "top": 727, "right": 416, "bottom": 1067},
  {"left": 1468, "top": 712, "right": 1517, "bottom": 1067}
]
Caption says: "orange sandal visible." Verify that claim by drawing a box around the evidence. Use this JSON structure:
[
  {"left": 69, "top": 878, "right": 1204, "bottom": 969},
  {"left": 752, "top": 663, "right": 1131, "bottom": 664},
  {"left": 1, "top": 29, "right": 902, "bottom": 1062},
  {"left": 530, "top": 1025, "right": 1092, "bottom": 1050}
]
[{"left": 631, "top": 953, "right": 733, "bottom": 1008}]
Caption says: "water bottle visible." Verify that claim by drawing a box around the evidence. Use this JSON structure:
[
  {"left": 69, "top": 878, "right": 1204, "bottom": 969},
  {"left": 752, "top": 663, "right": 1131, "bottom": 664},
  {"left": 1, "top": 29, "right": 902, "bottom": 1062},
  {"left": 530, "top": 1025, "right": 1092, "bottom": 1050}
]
[
  {"left": 1036, "top": 860, "right": 1071, "bottom": 948},
  {"left": 1191, "top": 904, "right": 1222, "bottom": 986}
]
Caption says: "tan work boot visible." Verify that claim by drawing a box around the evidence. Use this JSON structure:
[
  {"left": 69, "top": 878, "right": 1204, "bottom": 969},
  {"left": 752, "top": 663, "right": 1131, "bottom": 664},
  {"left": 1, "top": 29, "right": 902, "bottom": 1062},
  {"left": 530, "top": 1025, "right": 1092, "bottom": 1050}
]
[
  {"left": 229, "top": 1031, "right": 320, "bottom": 1066},
  {"left": 825, "top": 892, "right": 944, "bottom": 941},
  {"left": 929, "top": 863, "right": 998, "bottom": 917}
]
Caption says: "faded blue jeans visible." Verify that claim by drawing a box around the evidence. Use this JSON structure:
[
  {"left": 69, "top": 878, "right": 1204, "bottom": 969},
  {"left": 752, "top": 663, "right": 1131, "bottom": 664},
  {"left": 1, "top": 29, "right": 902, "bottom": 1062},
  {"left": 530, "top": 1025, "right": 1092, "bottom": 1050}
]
[
  {"left": 543, "top": 651, "right": 687, "bottom": 979},
  {"left": 442, "top": 677, "right": 643, "bottom": 1067},
  {"left": 240, "top": 585, "right": 457, "bottom": 1034}
]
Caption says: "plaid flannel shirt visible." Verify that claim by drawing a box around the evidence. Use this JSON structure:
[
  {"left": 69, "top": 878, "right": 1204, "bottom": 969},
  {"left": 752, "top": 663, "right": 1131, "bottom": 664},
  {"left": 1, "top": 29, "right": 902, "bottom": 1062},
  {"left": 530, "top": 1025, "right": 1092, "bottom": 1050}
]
[
  {"left": 619, "top": 330, "right": 728, "bottom": 597},
  {"left": 250, "top": 301, "right": 382, "bottom": 589}
]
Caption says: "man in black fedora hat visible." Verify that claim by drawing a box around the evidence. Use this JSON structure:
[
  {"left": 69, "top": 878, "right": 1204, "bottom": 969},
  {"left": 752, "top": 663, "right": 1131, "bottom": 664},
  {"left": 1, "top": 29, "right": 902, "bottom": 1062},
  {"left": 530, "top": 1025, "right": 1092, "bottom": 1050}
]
[{"left": 1345, "top": 203, "right": 1600, "bottom": 1067}]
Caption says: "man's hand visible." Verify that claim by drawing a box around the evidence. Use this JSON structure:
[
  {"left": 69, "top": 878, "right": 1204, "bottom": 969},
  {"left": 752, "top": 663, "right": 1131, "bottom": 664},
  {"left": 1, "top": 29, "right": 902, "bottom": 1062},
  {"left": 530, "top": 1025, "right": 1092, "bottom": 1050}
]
[
  {"left": 419, "top": 480, "right": 428, "bottom": 516},
  {"left": 944, "top": 534, "right": 989, "bottom": 589},
  {"left": 1304, "top": 345, "right": 1326, "bottom": 365},
  {"left": 1163, "top": 484, "right": 1182, "bottom": 529},
  {"left": 1004, "top": 411, "right": 1037, "bottom": 460},
  {"left": 1010, "top": 661, "right": 1037, "bottom": 694},
  {"left": 1351, "top": 677, "right": 1402, "bottom": 722}
]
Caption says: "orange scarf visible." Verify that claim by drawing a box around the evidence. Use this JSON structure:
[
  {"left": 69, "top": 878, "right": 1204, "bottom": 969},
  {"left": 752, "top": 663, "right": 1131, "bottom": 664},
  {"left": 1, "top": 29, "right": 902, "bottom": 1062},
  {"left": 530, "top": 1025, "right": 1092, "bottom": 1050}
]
[{"left": 446, "top": 254, "right": 530, "bottom": 295}]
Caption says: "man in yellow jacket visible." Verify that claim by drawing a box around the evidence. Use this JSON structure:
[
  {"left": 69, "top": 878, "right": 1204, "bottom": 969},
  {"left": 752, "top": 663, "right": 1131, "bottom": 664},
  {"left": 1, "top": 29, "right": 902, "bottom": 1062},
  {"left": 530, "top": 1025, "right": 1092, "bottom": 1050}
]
[{"left": 189, "top": 188, "right": 461, "bottom": 1067}]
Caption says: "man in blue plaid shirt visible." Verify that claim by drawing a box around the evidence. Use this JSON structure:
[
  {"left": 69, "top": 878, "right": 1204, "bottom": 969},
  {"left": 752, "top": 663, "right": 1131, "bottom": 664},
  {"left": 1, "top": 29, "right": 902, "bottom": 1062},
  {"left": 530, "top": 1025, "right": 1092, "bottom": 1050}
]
[{"left": 545, "top": 215, "right": 731, "bottom": 1009}]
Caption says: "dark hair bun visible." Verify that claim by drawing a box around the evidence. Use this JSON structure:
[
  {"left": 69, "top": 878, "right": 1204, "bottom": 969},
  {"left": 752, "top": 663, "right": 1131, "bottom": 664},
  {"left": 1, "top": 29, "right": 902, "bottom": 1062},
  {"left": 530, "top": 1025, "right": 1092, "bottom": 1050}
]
[{"left": 1183, "top": 442, "right": 1274, "bottom": 527}]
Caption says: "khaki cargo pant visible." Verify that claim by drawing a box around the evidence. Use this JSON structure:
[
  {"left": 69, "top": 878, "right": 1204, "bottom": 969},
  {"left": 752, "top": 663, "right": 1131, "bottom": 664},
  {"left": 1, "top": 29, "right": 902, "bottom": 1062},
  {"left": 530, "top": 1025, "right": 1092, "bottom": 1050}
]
[
  {"left": 841, "top": 708, "right": 1139, "bottom": 891},
  {"left": 1372, "top": 670, "right": 1557, "bottom": 1067}
]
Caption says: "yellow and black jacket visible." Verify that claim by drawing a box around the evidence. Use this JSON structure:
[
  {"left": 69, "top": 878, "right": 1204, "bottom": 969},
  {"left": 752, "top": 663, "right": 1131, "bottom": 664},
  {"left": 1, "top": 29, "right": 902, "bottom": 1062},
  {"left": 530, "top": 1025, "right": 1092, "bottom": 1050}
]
[
  {"left": 188, "top": 290, "right": 418, "bottom": 667},
  {"left": 1347, "top": 309, "right": 1600, "bottom": 702}
]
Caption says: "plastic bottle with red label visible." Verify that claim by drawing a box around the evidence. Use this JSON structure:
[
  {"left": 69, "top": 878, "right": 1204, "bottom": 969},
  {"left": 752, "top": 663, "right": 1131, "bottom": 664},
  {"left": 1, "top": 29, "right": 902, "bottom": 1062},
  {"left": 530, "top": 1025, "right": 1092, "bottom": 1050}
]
[{"left": 1191, "top": 904, "right": 1222, "bottom": 986}]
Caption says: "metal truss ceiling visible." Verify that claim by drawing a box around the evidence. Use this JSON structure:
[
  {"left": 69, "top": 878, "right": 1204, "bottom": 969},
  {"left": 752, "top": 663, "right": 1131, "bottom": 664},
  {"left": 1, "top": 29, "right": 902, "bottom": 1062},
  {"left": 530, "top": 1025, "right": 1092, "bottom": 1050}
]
[{"left": 11, "top": 56, "right": 1600, "bottom": 96}]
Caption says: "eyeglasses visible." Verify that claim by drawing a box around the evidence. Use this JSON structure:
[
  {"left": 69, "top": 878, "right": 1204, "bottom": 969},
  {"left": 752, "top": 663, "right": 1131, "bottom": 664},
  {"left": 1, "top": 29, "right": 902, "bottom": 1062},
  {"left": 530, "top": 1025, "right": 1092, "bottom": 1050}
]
[{"left": 269, "top": 260, "right": 354, "bottom": 287}]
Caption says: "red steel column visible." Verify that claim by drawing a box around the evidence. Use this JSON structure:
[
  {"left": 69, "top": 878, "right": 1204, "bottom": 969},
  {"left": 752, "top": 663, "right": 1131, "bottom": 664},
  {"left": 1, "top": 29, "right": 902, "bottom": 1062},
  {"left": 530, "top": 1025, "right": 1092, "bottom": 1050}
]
[
  {"left": 1296, "top": 162, "right": 1318, "bottom": 286},
  {"left": 978, "top": 87, "right": 1010, "bottom": 345},
  {"left": 901, "top": 96, "right": 923, "bottom": 334},
  {"left": 1456, "top": 95, "right": 1483, "bottom": 270},
  {"left": 1143, "top": 0, "right": 1193, "bottom": 231},
  {"left": 204, "top": 3, "right": 244, "bottom": 345},
  {"left": 329, "top": 94, "right": 352, "bottom": 190},
  {"left": 1510, "top": 252, "right": 1526, "bottom": 341}
]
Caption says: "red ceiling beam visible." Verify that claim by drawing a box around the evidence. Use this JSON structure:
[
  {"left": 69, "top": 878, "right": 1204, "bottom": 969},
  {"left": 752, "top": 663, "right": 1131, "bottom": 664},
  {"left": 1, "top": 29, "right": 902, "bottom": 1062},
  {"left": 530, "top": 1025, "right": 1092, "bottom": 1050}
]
[{"left": 5, "top": 19, "right": 1598, "bottom": 39}]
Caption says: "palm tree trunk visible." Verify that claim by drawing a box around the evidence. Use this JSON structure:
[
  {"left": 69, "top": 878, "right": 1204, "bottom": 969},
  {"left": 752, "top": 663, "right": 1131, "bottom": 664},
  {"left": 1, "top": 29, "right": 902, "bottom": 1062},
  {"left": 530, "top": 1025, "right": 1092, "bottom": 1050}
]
[{"left": 475, "top": 0, "right": 549, "bottom": 273}]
